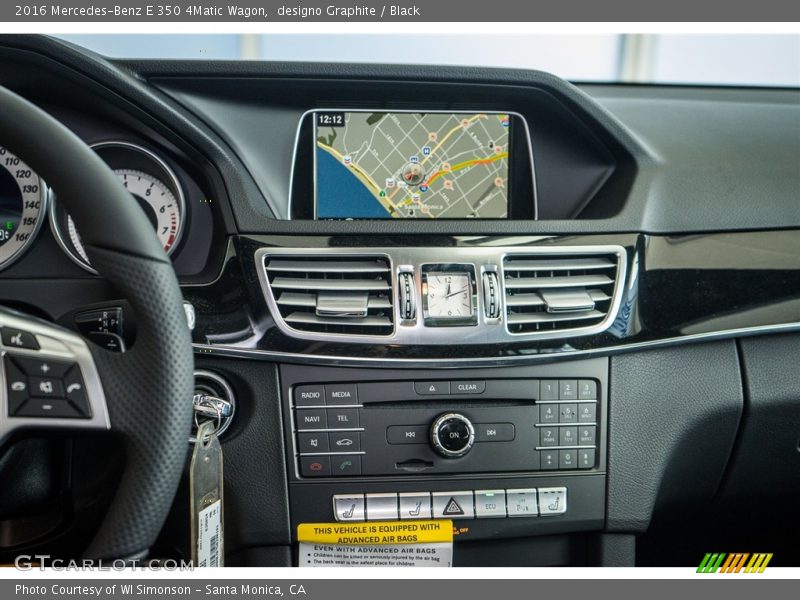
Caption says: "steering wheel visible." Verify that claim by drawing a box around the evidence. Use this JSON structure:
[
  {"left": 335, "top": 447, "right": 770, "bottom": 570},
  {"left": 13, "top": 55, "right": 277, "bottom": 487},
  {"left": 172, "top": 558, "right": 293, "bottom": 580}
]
[{"left": 0, "top": 86, "right": 194, "bottom": 559}]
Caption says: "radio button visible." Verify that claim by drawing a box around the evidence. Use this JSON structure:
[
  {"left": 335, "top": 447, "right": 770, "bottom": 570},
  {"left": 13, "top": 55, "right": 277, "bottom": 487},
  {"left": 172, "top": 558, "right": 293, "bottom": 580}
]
[
  {"left": 366, "top": 493, "right": 399, "bottom": 520},
  {"left": 506, "top": 489, "right": 538, "bottom": 517},
  {"left": 475, "top": 490, "right": 506, "bottom": 518},
  {"left": 297, "top": 408, "right": 328, "bottom": 430},
  {"left": 387, "top": 425, "right": 428, "bottom": 444},
  {"left": 326, "top": 383, "right": 358, "bottom": 405},
  {"left": 326, "top": 407, "right": 360, "bottom": 428},
  {"left": 578, "top": 403, "right": 597, "bottom": 423},
  {"left": 475, "top": 423, "right": 515, "bottom": 442},
  {"left": 300, "top": 456, "right": 331, "bottom": 477},
  {"left": 333, "top": 494, "right": 366, "bottom": 522},
  {"left": 432, "top": 491, "right": 474, "bottom": 519},
  {"left": 298, "top": 432, "right": 330, "bottom": 453},
  {"left": 330, "top": 431, "right": 361, "bottom": 451},
  {"left": 539, "top": 404, "right": 558, "bottom": 424},
  {"left": 295, "top": 385, "right": 325, "bottom": 407},
  {"left": 539, "top": 487, "right": 567, "bottom": 515},
  {"left": 414, "top": 381, "right": 450, "bottom": 395},
  {"left": 399, "top": 492, "right": 432, "bottom": 520},
  {"left": 451, "top": 380, "right": 486, "bottom": 395}
]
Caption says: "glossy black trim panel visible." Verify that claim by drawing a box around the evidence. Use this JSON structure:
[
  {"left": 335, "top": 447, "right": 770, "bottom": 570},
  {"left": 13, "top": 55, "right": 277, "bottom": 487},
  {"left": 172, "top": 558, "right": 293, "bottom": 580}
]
[{"left": 183, "top": 230, "right": 800, "bottom": 366}]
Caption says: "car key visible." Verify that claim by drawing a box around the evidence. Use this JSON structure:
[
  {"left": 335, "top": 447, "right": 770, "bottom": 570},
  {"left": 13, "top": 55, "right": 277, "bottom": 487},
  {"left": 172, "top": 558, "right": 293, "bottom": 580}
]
[{"left": 190, "top": 419, "right": 224, "bottom": 567}]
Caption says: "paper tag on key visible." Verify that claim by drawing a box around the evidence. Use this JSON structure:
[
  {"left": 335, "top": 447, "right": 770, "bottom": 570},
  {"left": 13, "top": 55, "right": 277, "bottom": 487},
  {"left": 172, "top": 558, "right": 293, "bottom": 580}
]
[{"left": 190, "top": 420, "right": 224, "bottom": 567}]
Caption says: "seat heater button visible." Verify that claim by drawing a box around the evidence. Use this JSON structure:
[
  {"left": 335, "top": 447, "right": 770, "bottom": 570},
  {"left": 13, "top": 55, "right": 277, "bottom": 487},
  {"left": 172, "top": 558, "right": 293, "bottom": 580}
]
[
  {"left": 475, "top": 490, "right": 506, "bottom": 518},
  {"left": 399, "top": 493, "right": 432, "bottom": 520},
  {"left": 538, "top": 487, "right": 567, "bottom": 515},
  {"left": 506, "top": 489, "right": 538, "bottom": 517},
  {"left": 333, "top": 494, "right": 365, "bottom": 522}
]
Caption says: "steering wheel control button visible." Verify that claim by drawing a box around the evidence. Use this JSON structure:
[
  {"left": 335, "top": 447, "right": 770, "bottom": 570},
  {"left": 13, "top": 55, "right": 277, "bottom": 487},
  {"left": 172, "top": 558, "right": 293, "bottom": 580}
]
[
  {"left": 538, "top": 487, "right": 568, "bottom": 515},
  {"left": 325, "top": 383, "right": 358, "bottom": 405},
  {"left": 329, "top": 432, "right": 361, "bottom": 451},
  {"left": 12, "top": 356, "right": 72, "bottom": 378},
  {"left": 414, "top": 381, "right": 450, "bottom": 395},
  {"left": 295, "top": 385, "right": 325, "bottom": 407},
  {"left": 63, "top": 366, "right": 91, "bottom": 417},
  {"left": 332, "top": 455, "right": 362, "bottom": 476},
  {"left": 578, "top": 403, "right": 597, "bottom": 423},
  {"left": 474, "top": 423, "right": 515, "bottom": 442},
  {"left": 300, "top": 456, "right": 331, "bottom": 477},
  {"left": 333, "top": 494, "right": 366, "bottom": 522},
  {"left": 30, "top": 377, "right": 65, "bottom": 399},
  {"left": 578, "top": 449, "right": 596, "bottom": 469},
  {"left": 559, "top": 380, "right": 578, "bottom": 400},
  {"left": 366, "top": 493, "right": 399, "bottom": 520},
  {"left": 4, "top": 356, "right": 29, "bottom": 415},
  {"left": 1, "top": 327, "right": 40, "bottom": 350},
  {"left": 506, "top": 489, "right": 539, "bottom": 517},
  {"left": 399, "top": 492, "right": 432, "bottom": 520},
  {"left": 16, "top": 398, "right": 81, "bottom": 418},
  {"left": 432, "top": 491, "right": 474, "bottom": 519},
  {"left": 298, "top": 432, "right": 330, "bottom": 454},
  {"left": 387, "top": 425, "right": 428, "bottom": 444},
  {"left": 475, "top": 490, "right": 507, "bottom": 518},
  {"left": 296, "top": 408, "right": 328, "bottom": 430},
  {"left": 451, "top": 380, "right": 486, "bottom": 395},
  {"left": 578, "top": 380, "right": 597, "bottom": 400},
  {"left": 326, "top": 407, "right": 360, "bottom": 428},
  {"left": 431, "top": 413, "right": 475, "bottom": 458}
]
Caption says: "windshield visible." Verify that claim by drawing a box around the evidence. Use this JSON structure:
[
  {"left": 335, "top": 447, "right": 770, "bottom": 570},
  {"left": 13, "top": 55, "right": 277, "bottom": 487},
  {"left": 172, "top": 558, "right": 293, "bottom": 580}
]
[{"left": 57, "top": 33, "right": 800, "bottom": 87}]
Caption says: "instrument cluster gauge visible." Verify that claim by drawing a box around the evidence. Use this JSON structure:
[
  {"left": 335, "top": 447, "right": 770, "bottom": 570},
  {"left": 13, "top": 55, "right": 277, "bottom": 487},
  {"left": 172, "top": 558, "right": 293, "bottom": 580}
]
[
  {"left": 50, "top": 141, "right": 186, "bottom": 273},
  {"left": 0, "top": 146, "right": 48, "bottom": 271},
  {"left": 421, "top": 265, "right": 478, "bottom": 327}
]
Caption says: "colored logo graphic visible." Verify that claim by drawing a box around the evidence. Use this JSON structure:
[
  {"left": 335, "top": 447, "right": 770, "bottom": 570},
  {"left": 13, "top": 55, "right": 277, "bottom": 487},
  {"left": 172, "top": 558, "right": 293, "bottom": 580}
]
[{"left": 697, "top": 552, "right": 773, "bottom": 573}]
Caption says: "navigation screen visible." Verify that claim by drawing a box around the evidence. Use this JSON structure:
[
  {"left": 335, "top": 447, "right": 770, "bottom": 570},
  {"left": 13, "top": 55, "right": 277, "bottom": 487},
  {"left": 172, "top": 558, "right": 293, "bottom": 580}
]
[{"left": 314, "top": 111, "right": 513, "bottom": 219}]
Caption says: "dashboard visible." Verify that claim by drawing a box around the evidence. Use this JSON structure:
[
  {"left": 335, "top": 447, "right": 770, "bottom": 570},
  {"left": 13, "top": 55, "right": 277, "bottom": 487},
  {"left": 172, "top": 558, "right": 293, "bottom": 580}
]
[{"left": 0, "top": 34, "right": 799, "bottom": 567}]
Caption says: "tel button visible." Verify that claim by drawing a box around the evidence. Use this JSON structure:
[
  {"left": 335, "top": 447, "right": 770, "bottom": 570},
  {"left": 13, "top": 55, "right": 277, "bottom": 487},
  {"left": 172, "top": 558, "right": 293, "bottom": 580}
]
[{"left": 451, "top": 380, "right": 486, "bottom": 395}]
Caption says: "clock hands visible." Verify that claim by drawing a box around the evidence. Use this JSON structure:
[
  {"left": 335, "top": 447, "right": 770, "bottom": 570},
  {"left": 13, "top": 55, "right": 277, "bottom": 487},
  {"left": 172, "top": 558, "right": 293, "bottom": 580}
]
[{"left": 445, "top": 286, "right": 469, "bottom": 299}]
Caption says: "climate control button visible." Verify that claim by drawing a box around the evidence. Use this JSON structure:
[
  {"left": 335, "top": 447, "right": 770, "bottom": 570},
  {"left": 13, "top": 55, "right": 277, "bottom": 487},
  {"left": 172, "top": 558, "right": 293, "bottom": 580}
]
[{"left": 430, "top": 413, "right": 475, "bottom": 458}]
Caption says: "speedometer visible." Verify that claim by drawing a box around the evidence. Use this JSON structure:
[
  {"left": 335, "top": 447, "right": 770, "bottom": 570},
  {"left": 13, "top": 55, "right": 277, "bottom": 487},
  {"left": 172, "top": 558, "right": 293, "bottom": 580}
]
[
  {"left": 0, "top": 146, "right": 47, "bottom": 271},
  {"left": 50, "top": 142, "right": 186, "bottom": 273}
]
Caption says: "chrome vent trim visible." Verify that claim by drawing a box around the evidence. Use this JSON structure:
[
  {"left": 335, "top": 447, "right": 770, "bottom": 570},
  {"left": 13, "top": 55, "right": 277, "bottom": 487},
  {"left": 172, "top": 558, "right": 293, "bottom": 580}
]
[
  {"left": 503, "top": 252, "right": 623, "bottom": 335},
  {"left": 256, "top": 246, "right": 626, "bottom": 345},
  {"left": 261, "top": 254, "right": 394, "bottom": 337}
]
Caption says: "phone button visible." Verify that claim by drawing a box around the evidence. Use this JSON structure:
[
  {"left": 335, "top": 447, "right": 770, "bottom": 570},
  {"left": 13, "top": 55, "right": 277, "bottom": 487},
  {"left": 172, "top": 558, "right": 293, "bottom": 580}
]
[
  {"left": 331, "top": 455, "right": 362, "bottom": 477},
  {"left": 299, "top": 456, "right": 331, "bottom": 477}
]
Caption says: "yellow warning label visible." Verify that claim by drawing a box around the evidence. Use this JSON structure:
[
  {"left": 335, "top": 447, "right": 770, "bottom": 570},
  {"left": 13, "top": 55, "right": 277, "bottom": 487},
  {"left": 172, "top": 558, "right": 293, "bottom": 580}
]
[{"left": 297, "top": 520, "right": 453, "bottom": 545}]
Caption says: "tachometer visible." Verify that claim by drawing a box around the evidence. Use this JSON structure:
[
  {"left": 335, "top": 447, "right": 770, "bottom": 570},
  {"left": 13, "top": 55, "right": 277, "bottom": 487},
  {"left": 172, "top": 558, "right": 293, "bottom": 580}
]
[
  {"left": 50, "top": 142, "right": 186, "bottom": 272},
  {"left": 0, "top": 146, "right": 48, "bottom": 271}
]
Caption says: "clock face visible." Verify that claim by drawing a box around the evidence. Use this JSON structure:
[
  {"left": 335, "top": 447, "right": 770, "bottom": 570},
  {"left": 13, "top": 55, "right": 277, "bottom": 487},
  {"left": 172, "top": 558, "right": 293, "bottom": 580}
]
[{"left": 425, "top": 272, "right": 473, "bottom": 319}]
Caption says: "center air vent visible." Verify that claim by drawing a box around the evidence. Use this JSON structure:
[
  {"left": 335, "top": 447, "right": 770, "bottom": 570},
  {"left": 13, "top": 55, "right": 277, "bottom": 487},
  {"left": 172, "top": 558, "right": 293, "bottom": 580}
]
[
  {"left": 503, "top": 253, "right": 621, "bottom": 335},
  {"left": 263, "top": 255, "right": 394, "bottom": 337}
]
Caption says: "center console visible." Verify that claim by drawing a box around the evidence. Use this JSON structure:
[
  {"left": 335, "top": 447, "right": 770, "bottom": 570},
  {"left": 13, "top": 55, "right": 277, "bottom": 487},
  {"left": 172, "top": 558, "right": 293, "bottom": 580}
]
[{"left": 281, "top": 357, "right": 607, "bottom": 542}]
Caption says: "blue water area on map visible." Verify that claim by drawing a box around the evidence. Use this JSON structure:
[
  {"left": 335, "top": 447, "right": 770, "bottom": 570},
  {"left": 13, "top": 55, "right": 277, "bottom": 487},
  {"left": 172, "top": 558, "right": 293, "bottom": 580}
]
[{"left": 316, "top": 147, "right": 391, "bottom": 219}]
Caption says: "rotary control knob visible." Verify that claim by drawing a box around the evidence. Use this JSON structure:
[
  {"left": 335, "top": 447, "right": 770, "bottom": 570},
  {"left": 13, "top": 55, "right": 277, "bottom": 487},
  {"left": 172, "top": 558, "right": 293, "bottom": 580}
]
[{"left": 430, "top": 413, "right": 475, "bottom": 458}]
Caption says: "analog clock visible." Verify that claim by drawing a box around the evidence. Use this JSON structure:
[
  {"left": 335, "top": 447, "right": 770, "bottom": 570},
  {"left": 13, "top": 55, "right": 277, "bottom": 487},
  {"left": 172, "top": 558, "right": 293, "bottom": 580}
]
[{"left": 423, "top": 271, "right": 476, "bottom": 325}]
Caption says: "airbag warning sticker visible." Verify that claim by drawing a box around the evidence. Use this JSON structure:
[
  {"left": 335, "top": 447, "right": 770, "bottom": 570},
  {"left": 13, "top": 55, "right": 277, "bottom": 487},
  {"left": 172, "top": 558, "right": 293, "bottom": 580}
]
[{"left": 298, "top": 520, "right": 453, "bottom": 567}]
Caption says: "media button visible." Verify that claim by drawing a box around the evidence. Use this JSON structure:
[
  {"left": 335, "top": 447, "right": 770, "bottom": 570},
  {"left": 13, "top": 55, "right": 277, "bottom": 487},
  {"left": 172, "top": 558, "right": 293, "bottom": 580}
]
[
  {"left": 325, "top": 383, "right": 358, "bottom": 405},
  {"left": 387, "top": 425, "right": 427, "bottom": 444}
]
